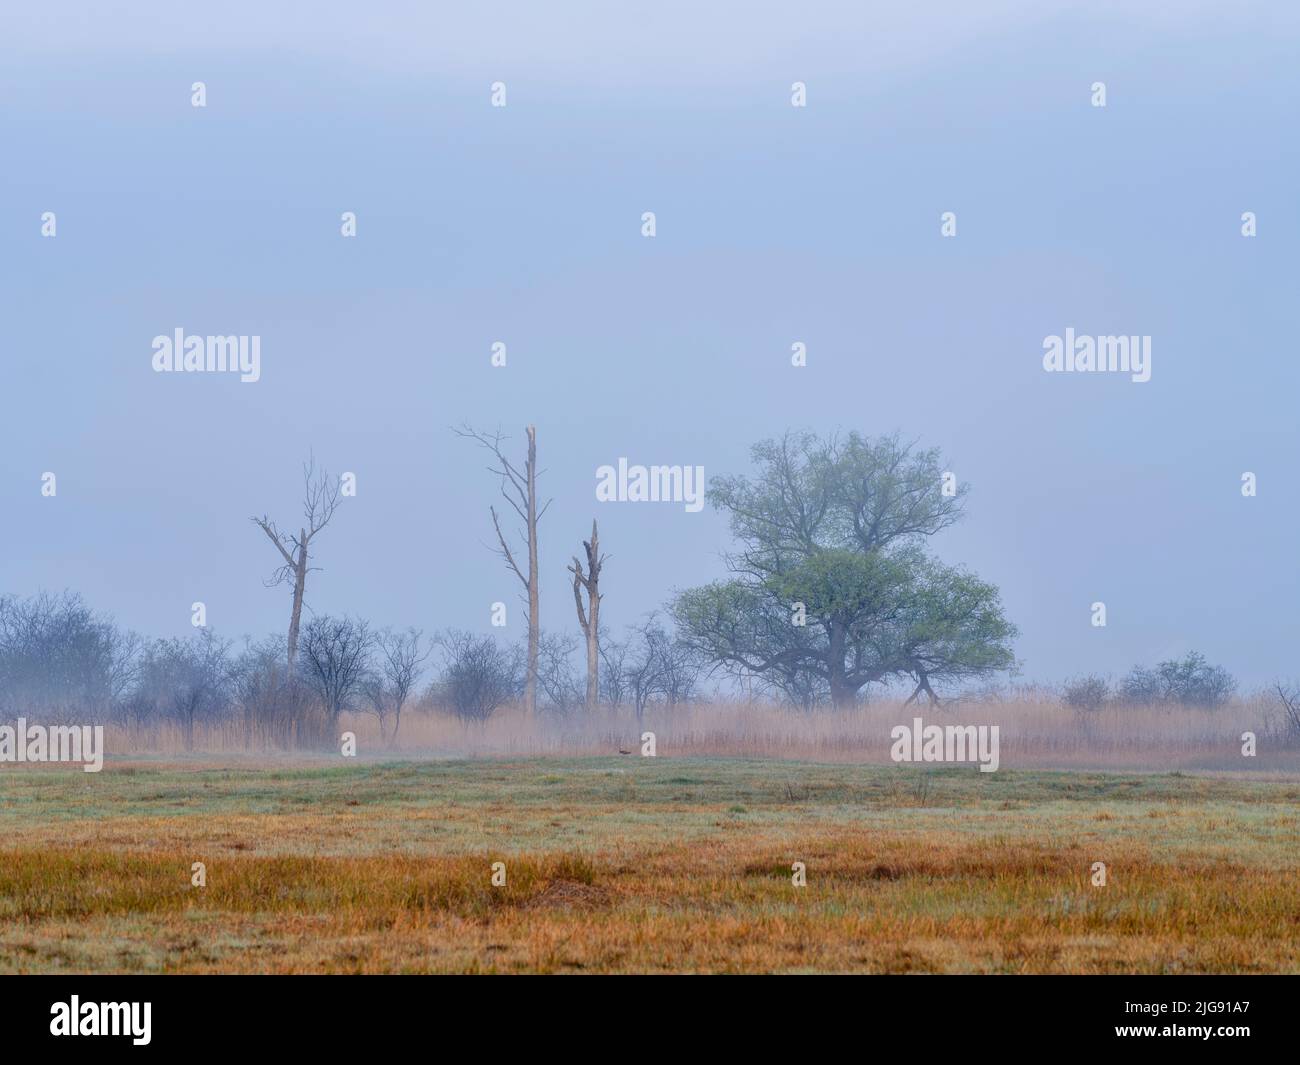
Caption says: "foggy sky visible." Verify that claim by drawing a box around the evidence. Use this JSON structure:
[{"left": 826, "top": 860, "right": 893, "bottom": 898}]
[{"left": 2, "top": 1, "right": 1297, "bottom": 687}]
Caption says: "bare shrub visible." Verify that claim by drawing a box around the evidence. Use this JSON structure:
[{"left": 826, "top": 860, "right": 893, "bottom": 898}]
[
  {"left": 0, "top": 591, "right": 138, "bottom": 723},
  {"left": 1062, "top": 675, "right": 1110, "bottom": 712},
  {"left": 1273, "top": 683, "right": 1300, "bottom": 745},
  {"left": 427, "top": 630, "right": 523, "bottom": 722},
  {"left": 1120, "top": 652, "right": 1235, "bottom": 708},
  {"left": 359, "top": 628, "right": 430, "bottom": 744},
  {"left": 132, "top": 630, "right": 232, "bottom": 751}
]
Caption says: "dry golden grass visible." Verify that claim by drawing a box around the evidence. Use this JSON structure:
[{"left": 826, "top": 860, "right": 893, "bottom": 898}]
[
  {"left": 102, "top": 694, "right": 1300, "bottom": 773},
  {"left": 1, "top": 757, "right": 1298, "bottom": 973}
]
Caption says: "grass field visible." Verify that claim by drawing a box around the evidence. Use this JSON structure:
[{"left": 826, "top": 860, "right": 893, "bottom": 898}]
[{"left": 2, "top": 756, "right": 1299, "bottom": 973}]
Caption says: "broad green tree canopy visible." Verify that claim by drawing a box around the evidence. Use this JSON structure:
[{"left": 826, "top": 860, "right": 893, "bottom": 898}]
[{"left": 673, "top": 431, "right": 1017, "bottom": 707}]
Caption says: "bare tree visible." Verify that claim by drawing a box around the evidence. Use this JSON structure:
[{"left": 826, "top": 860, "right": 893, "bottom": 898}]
[
  {"left": 233, "top": 634, "right": 309, "bottom": 749},
  {"left": 300, "top": 615, "right": 373, "bottom": 725},
  {"left": 361, "top": 627, "right": 429, "bottom": 744},
  {"left": 623, "top": 626, "right": 670, "bottom": 724},
  {"left": 0, "top": 590, "right": 140, "bottom": 723},
  {"left": 134, "top": 630, "right": 232, "bottom": 751},
  {"left": 453, "top": 425, "right": 549, "bottom": 717},
  {"left": 428, "top": 629, "right": 524, "bottom": 722},
  {"left": 251, "top": 456, "right": 343, "bottom": 672},
  {"left": 536, "top": 630, "right": 584, "bottom": 714},
  {"left": 568, "top": 520, "right": 606, "bottom": 711},
  {"left": 1275, "top": 683, "right": 1300, "bottom": 740},
  {"left": 620, "top": 615, "right": 700, "bottom": 724},
  {"left": 598, "top": 627, "right": 630, "bottom": 708}
]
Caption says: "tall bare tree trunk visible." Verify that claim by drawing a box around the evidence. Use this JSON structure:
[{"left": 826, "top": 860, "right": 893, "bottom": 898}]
[
  {"left": 524, "top": 426, "right": 539, "bottom": 717},
  {"left": 454, "top": 423, "right": 551, "bottom": 720},
  {"left": 584, "top": 589, "right": 599, "bottom": 711},
  {"left": 252, "top": 456, "right": 343, "bottom": 676},
  {"left": 287, "top": 535, "right": 307, "bottom": 669},
  {"left": 569, "top": 520, "right": 604, "bottom": 712}
]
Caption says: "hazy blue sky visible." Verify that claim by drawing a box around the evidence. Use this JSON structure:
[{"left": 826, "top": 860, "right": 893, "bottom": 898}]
[{"left": 2, "top": 1, "right": 1297, "bottom": 688}]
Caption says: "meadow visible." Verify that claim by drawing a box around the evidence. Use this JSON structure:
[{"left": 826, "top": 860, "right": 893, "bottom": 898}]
[{"left": 2, "top": 752, "right": 1298, "bottom": 973}]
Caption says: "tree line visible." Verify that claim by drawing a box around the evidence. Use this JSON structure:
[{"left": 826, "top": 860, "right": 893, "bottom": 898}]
[
  {"left": 0, "top": 589, "right": 706, "bottom": 747},
  {"left": 238, "top": 426, "right": 1026, "bottom": 723},
  {"left": 1, "top": 427, "right": 1107, "bottom": 744},
  {"left": 1062, "top": 653, "right": 1237, "bottom": 711}
]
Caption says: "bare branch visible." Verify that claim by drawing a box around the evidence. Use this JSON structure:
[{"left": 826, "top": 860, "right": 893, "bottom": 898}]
[
  {"left": 301, "top": 455, "right": 342, "bottom": 541},
  {"left": 251, "top": 516, "right": 295, "bottom": 568},
  {"left": 490, "top": 505, "right": 528, "bottom": 588}
]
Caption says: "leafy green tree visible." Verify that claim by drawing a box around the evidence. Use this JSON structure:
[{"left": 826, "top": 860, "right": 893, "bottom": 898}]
[{"left": 673, "top": 431, "right": 1016, "bottom": 708}]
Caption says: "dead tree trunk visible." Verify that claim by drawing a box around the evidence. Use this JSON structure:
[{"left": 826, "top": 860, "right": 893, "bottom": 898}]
[
  {"left": 569, "top": 520, "right": 605, "bottom": 712},
  {"left": 252, "top": 457, "right": 342, "bottom": 674},
  {"left": 455, "top": 424, "right": 550, "bottom": 718},
  {"left": 524, "top": 426, "right": 540, "bottom": 717},
  {"left": 287, "top": 530, "right": 307, "bottom": 663}
]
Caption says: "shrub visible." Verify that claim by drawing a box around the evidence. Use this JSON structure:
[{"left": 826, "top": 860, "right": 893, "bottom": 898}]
[
  {"left": 1120, "top": 652, "right": 1235, "bottom": 708},
  {"left": 1062, "top": 675, "right": 1109, "bottom": 711},
  {"left": 428, "top": 630, "right": 523, "bottom": 722}
]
